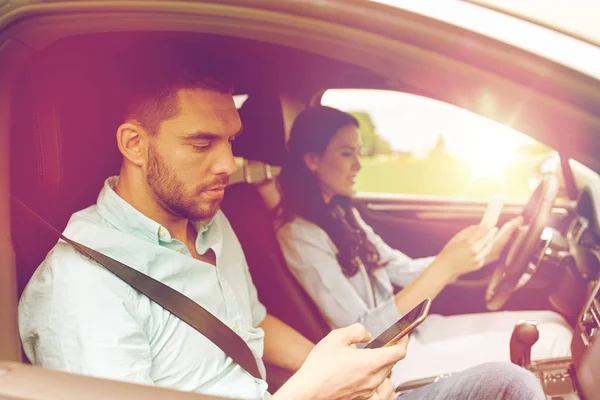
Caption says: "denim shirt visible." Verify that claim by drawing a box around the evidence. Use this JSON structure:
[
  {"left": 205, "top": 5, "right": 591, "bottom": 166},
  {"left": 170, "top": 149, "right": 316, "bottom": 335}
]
[
  {"left": 19, "top": 176, "right": 269, "bottom": 399},
  {"left": 276, "top": 208, "right": 435, "bottom": 338}
]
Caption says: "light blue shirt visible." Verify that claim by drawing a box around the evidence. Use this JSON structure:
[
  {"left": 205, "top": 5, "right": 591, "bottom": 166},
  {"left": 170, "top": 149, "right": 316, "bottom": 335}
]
[
  {"left": 276, "top": 209, "right": 435, "bottom": 338},
  {"left": 19, "top": 177, "right": 269, "bottom": 399}
]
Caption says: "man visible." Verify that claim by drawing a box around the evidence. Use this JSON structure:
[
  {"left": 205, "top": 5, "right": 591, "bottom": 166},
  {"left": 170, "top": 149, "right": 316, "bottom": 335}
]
[{"left": 18, "top": 42, "right": 545, "bottom": 400}]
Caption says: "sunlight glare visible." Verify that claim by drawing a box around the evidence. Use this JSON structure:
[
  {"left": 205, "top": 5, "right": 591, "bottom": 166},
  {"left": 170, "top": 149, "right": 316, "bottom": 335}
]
[
  {"left": 458, "top": 141, "right": 516, "bottom": 180},
  {"left": 448, "top": 127, "right": 522, "bottom": 180}
]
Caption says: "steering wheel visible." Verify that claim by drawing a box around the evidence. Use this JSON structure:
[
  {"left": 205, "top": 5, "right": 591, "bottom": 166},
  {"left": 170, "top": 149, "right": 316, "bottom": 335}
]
[{"left": 485, "top": 175, "right": 559, "bottom": 311}]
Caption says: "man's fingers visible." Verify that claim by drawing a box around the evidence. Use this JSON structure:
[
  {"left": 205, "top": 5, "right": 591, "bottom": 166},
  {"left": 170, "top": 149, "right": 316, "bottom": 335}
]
[
  {"left": 332, "top": 323, "right": 372, "bottom": 345},
  {"left": 374, "top": 337, "right": 408, "bottom": 375},
  {"left": 376, "top": 378, "right": 395, "bottom": 400},
  {"left": 365, "top": 340, "right": 408, "bottom": 368},
  {"left": 365, "top": 378, "right": 394, "bottom": 400},
  {"left": 394, "top": 335, "right": 409, "bottom": 352},
  {"left": 364, "top": 390, "right": 379, "bottom": 400}
]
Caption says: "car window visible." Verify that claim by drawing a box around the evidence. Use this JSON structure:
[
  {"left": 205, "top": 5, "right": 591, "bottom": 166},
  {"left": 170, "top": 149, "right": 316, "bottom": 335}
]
[
  {"left": 234, "top": 94, "right": 248, "bottom": 109},
  {"left": 321, "top": 89, "right": 564, "bottom": 201}
]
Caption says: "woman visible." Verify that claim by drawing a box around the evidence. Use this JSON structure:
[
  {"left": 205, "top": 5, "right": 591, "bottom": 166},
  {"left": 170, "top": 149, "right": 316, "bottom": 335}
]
[{"left": 275, "top": 106, "right": 572, "bottom": 385}]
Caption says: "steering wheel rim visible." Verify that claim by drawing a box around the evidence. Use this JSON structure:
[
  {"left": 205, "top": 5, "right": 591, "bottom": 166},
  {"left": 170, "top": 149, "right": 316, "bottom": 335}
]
[{"left": 485, "top": 175, "right": 559, "bottom": 311}]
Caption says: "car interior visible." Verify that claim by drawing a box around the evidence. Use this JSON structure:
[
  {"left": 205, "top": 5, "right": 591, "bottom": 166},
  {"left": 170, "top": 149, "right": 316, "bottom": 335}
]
[{"left": 3, "top": 16, "right": 600, "bottom": 399}]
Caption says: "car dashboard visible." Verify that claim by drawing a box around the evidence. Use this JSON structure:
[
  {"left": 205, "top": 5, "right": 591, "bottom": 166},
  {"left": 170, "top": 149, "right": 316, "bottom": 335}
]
[
  {"left": 569, "top": 188, "right": 600, "bottom": 279},
  {"left": 552, "top": 186, "right": 600, "bottom": 399},
  {"left": 568, "top": 276, "right": 600, "bottom": 400}
]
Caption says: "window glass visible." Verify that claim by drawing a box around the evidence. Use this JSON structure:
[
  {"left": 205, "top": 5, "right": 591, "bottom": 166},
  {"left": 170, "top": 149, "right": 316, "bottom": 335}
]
[
  {"left": 234, "top": 94, "right": 248, "bottom": 109},
  {"left": 321, "top": 89, "right": 561, "bottom": 200}
]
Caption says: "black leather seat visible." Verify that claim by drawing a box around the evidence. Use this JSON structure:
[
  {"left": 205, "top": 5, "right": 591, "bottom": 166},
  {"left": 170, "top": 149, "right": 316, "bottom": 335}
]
[
  {"left": 11, "top": 49, "right": 124, "bottom": 297},
  {"left": 223, "top": 96, "right": 330, "bottom": 343},
  {"left": 221, "top": 182, "right": 330, "bottom": 344}
]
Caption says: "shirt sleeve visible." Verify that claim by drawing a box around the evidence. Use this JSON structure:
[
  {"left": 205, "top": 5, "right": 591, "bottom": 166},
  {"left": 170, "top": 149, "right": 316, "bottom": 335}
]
[
  {"left": 352, "top": 209, "right": 435, "bottom": 288},
  {"left": 18, "top": 244, "right": 155, "bottom": 386},
  {"left": 277, "top": 222, "right": 402, "bottom": 337}
]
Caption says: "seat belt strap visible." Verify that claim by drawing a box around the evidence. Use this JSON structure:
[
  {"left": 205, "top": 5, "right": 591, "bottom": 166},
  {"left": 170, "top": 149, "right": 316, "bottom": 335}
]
[{"left": 13, "top": 197, "right": 263, "bottom": 380}]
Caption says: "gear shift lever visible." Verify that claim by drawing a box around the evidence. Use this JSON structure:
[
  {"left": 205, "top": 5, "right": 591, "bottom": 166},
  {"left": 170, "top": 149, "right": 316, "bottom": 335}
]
[{"left": 510, "top": 320, "right": 539, "bottom": 368}]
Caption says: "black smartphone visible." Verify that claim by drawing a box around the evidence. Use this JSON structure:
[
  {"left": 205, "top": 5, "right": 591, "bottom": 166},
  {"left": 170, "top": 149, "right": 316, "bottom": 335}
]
[{"left": 365, "top": 298, "right": 431, "bottom": 349}]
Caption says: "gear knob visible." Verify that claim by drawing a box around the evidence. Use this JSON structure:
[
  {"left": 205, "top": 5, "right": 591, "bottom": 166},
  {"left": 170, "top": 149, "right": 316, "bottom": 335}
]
[{"left": 510, "top": 320, "right": 539, "bottom": 368}]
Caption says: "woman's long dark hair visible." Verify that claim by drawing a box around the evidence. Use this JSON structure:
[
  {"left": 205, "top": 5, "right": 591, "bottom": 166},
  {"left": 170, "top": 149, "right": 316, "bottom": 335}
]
[{"left": 278, "top": 106, "right": 383, "bottom": 277}]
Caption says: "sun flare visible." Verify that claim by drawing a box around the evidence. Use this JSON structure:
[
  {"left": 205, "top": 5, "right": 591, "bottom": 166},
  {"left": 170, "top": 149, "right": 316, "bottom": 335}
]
[{"left": 449, "top": 135, "right": 521, "bottom": 181}]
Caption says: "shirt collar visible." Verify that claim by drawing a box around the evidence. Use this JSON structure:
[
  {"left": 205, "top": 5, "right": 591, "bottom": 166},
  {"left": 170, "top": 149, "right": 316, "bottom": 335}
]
[{"left": 96, "top": 176, "right": 217, "bottom": 247}]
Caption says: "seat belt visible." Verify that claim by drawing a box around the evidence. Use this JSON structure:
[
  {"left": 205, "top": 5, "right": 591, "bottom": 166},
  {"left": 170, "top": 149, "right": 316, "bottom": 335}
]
[{"left": 13, "top": 198, "right": 263, "bottom": 380}]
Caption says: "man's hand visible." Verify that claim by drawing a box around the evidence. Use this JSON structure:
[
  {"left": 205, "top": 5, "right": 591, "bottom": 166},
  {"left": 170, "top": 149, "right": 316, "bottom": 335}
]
[
  {"left": 367, "top": 378, "right": 395, "bottom": 400},
  {"left": 434, "top": 224, "right": 498, "bottom": 279},
  {"left": 273, "top": 324, "right": 407, "bottom": 400},
  {"left": 485, "top": 216, "right": 524, "bottom": 264}
]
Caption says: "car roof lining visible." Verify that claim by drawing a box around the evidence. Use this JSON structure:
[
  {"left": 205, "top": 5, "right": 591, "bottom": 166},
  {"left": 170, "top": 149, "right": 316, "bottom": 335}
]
[
  {"left": 11, "top": 30, "right": 386, "bottom": 167},
  {"left": 24, "top": 30, "right": 381, "bottom": 94}
]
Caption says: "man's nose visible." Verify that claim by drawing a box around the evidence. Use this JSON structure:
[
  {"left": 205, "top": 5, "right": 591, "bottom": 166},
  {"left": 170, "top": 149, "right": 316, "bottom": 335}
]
[{"left": 212, "top": 143, "right": 238, "bottom": 176}]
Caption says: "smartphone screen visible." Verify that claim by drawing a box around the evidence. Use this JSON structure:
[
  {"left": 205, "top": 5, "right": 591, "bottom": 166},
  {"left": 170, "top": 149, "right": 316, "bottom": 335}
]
[{"left": 365, "top": 298, "right": 431, "bottom": 349}]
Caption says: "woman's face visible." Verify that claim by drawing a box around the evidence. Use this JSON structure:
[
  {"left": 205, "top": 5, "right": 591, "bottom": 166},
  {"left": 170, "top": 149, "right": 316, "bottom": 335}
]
[{"left": 305, "top": 124, "right": 362, "bottom": 203}]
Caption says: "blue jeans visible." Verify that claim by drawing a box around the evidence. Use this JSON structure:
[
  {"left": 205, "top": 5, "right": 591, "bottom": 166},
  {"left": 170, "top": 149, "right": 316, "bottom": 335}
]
[{"left": 399, "top": 362, "right": 545, "bottom": 399}]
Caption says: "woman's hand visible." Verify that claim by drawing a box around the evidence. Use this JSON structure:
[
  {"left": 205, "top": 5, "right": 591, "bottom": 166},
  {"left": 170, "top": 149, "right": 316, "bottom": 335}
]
[
  {"left": 485, "top": 216, "right": 524, "bottom": 264},
  {"left": 434, "top": 224, "right": 498, "bottom": 279}
]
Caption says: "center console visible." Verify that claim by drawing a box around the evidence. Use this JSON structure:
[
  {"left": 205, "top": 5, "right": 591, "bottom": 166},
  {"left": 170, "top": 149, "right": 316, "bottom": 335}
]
[
  {"left": 529, "top": 357, "right": 577, "bottom": 399},
  {"left": 574, "top": 280, "right": 600, "bottom": 356},
  {"left": 531, "top": 278, "right": 600, "bottom": 400},
  {"left": 396, "top": 279, "right": 600, "bottom": 399},
  {"left": 571, "top": 279, "right": 600, "bottom": 400}
]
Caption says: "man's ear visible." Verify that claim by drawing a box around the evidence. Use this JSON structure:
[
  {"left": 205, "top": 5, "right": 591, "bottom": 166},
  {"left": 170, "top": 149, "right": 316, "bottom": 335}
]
[
  {"left": 116, "top": 122, "right": 148, "bottom": 167},
  {"left": 302, "top": 152, "right": 321, "bottom": 173}
]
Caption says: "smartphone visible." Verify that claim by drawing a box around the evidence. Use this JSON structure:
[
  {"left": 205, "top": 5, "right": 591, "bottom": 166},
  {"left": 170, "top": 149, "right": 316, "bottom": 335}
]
[
  {"left": 481, "top": 194, "right": 504, "bottom": 228},
  {"left": 365, "top": 298, "right": 431, "bottom": 349}
]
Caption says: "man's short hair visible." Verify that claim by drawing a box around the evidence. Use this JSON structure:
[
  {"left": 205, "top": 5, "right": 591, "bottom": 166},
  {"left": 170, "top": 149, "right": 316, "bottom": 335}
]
[{"left": 119, "top": 40, "right": 234, "bottom": 135}]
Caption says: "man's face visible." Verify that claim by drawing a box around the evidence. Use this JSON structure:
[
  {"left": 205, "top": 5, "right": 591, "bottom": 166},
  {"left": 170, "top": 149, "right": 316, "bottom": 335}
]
[{"left": 145, "top": 88, "right": 240, "bottom": 221}]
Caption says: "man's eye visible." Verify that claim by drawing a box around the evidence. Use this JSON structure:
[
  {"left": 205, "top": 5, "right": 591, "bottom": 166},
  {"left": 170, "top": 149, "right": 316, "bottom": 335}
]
[
  {"left": 342, "top": 152, "right": 352, "bottom": 157},
  {"left": 193, "top": 143, "right": 211, "bottom": 151}
]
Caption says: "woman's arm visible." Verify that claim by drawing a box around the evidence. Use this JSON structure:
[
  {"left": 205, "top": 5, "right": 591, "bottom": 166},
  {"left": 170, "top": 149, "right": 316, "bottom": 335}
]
[
  {"left": 352, "top": 209, "right": 435, "bottom": 288},
  {"left": 353, "top": 209, "right": 497, "bottom": 315},
  {"left": 391, "top": 260, "right": 455, "bottom": 315},
  {"left": 392, "top": 224, "right": 498, "bottom": 314},
  {"left": 277, "top": 222, "right": 402, "bottom": 337}
]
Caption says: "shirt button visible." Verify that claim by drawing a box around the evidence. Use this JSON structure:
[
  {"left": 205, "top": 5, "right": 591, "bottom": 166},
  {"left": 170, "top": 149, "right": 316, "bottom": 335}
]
[
  {"left": 158, "top": 228, "right": 167, "bottom": 238},
  {"left": 233, "top": 321, "right": 238, "bottom": 330},
  {"left": 177, "top": 248, "right": 184, "bottom": 254}
]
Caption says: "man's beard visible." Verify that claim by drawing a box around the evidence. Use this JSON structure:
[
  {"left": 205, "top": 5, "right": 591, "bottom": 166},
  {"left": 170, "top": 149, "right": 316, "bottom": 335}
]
[{"left": 146, "top": 144, "right": 226, "bottom": 221}]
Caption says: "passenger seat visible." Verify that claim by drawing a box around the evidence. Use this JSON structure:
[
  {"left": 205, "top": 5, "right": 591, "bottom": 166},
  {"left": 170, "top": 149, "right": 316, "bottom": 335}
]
[
  {"left": 221, "top": 165, "right": 330, "bottom": 344},
  {"left": 224, "top": 93, "right": 330, "bottom": 344}
]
